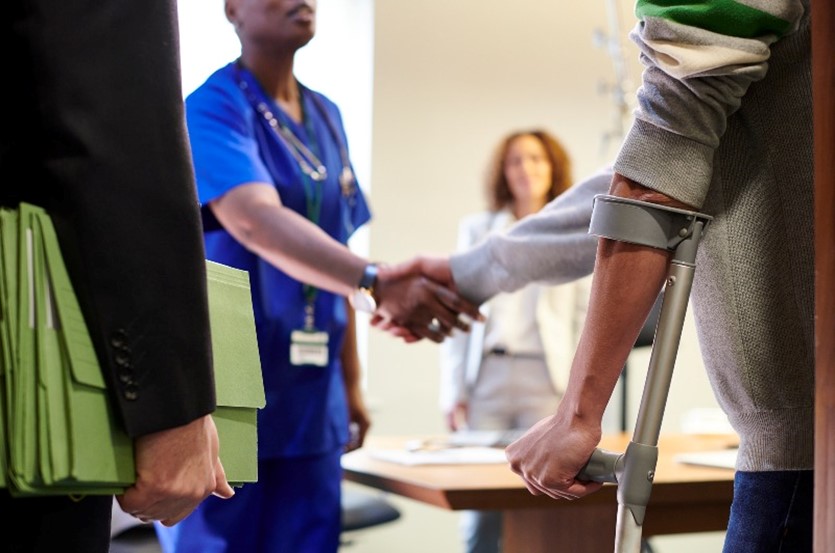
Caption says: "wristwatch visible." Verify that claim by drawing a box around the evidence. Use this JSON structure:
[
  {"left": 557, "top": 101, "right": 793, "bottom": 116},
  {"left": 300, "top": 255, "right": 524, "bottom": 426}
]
[{"left": 350, "top": 263, "right": 378, "bottom": 313}]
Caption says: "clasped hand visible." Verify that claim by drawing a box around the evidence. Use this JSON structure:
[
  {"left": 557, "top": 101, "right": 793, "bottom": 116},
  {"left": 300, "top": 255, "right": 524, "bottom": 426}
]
[
  {"left": 117, "top": 414, "right": 234, "bottom": 526},
  {"left": 505, "top": 411, "right": 604, "bottom": 501},
  {"left": 370, "top": 256, "right": 483, "bottom": 343}
]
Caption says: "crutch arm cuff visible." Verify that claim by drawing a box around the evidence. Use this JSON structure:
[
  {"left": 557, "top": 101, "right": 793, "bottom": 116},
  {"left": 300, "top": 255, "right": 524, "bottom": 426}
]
[{"left": 589, "top": 195, "right": 712, "bottom": 251}]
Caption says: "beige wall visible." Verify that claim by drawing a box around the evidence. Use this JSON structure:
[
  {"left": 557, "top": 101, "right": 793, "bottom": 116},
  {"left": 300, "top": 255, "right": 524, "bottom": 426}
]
[
  {"left": 366, "top": 0, "right": 629, "bottom": 435},
  {"left": 364, "top": 0, "right": 719, "bottom": 438}
]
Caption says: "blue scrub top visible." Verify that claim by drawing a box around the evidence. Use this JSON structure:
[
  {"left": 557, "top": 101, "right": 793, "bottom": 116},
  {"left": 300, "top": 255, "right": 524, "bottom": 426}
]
[{"left": 186, "top": 62, "right": 371, "bottom": 458}]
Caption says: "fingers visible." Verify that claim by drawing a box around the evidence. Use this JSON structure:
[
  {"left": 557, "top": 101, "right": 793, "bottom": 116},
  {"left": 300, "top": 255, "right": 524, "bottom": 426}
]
[
  {"left": 407, "top": 280, "right": 482, "bottom": 335},
  {"left": 375, "top": 319, "right": 422, "bottom": 342},
  {"left": 122, "top": 415, "right": 235, "bottom": 525},
  {"left": 416, "top": 256, "right": 454, "bottom": 286},
  {"left": 433, "top": 284, "right": 483, "bottom": 326},
  {"left": 445, "top": 413, "right": 457, "bottom": 432},
  {"left": 398, "top": 282, "right": 456, "bottom": 342},
  {"left": 115, "top": 493, "right": 139, "bottom": 519},
  {"left": 528, "top": 478, "right": 584, "bottom": 501},
  {"left": 344, "top": 416, "right": 371, "bottom": 453},
  {"left": 350, "top": 424, "right": 370, "bottom": 452},
  {"left": 377, "top": 256, "right": 452, "bottom": 285},
  {"left": 519, "top": 478, "right": 545, "bottom": 497},
  {"left": 409, "top": 281, "right": 474, "bottom": 336},
  {"left": 118, "top": 485, "right": 201, "bottom": 527},
  {"left": 378, "top": 258, "right": 421, "bottom": 281},
  {"left": 427, "top": 283, "right": 484, "bottom": 335},
  {"left": 373, "top": 272, "right": 482, "bottom": 342},
  {"left": 213, "top": 459, "right": 235, "bottom": 499},
  {"left": 405, "top": 319, "right": 448, "bottom": 343},
  {"left": 354, "top": 427, "right": 369, "bottom": 450},
  {"left": 506, "top": 444, "right": 605, "bottom": 501},
  {"left": 510, "top": 470, "right": 592, "bottom": 501},
  {"left": 158, "top": 505, "right": 194, "bottom": 527}
]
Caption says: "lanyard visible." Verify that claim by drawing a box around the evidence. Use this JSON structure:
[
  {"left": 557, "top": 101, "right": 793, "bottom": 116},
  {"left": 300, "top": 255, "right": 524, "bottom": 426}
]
[
  {"left": 297, "top": 105, "right": 323, "bottom": 327},
  {"left": 235, "top": 64, "right": 358, "bottom": 329},
  {"left": 301, "top": 83, "right": 360, "bottom": 236}
]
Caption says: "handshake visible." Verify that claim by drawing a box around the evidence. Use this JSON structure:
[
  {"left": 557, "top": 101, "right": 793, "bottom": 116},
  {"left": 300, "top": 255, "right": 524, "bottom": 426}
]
[{"left": 363, "top": 255, "right": 484, "bottom": 343}]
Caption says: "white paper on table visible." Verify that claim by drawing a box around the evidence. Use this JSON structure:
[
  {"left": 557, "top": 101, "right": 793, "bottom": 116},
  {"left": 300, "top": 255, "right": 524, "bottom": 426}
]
[
  {"left": 674, "top": 448, "right": 738, "bottom": 470},
  {"left": 368, "top": 447, "right": 509, "bottom": 466}
]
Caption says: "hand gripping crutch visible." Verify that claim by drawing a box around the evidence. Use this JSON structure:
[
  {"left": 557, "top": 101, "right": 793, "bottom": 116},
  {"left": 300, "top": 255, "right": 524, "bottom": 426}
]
[{"left": 578, "top": 194, "right": 712, "bottom": 553}]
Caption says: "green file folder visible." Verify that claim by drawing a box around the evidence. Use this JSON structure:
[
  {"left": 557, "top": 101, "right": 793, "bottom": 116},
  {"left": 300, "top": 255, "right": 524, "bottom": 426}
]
[
  {"left": 205, "top": 260, "right": 265, "bottom": 487},
  {"left": 0, "top": 208, "right": 18, "bottom": 488},
  {"left": 0, "top": 204, "right": 265, "bottom": 495}
]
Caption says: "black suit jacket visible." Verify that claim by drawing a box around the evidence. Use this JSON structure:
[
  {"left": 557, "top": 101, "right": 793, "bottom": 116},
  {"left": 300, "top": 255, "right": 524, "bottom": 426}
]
[{"left": 0, "top": 0, "right": 215, "bottom": 437}]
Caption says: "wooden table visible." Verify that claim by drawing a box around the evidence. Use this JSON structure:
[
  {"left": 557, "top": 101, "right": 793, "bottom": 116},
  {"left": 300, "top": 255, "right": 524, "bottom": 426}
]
[{"left": 341, "top": 433, "right": 737, "bottom": 552}]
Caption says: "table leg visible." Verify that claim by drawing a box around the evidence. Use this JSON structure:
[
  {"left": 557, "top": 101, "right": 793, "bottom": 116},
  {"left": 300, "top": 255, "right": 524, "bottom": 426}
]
[{"left": 503, "top": 504, "right": 617, "bottom": 553}]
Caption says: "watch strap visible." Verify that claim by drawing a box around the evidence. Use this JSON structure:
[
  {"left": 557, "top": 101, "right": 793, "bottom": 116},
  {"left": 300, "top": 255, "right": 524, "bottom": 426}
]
[{"left": 358, "top": 263, "right": 378, "bottom": 291}]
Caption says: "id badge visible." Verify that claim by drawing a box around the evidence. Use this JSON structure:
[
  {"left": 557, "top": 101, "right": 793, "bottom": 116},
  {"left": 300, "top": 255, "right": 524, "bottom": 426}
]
[{"left": 290, "top": 329, "right": 329, "bottom": 367}]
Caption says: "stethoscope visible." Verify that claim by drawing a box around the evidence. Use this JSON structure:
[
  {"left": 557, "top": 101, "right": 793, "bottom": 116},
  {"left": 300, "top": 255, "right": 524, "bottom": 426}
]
[{"left": 233, "top": 62, "right": 359, "bottom": 208}]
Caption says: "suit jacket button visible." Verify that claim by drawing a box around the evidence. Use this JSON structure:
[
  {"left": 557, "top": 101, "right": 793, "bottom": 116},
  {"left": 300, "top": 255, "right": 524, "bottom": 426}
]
[
  {"left": 115, "top": 352, "right": 131, "bottom": 367},
  {"left": 124, "top": 386, "right": 139, "bottom": 401},
  {"left": 110, "top": 329, "right": 128, "bottom": 348}
]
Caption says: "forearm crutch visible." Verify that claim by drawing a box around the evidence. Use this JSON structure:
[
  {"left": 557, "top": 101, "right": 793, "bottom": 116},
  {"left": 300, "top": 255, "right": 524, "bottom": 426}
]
[{"left": 578, "top": 195, "right": 712, "bottom": 553}]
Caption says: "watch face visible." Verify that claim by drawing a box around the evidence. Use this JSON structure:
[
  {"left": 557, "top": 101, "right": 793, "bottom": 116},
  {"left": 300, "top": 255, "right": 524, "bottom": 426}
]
[
  {"left": 351, "top": 288, "right": 376, "bottom": 314},
  {"left": 359, "top": 263, "right": 379, "bottom": 290}
]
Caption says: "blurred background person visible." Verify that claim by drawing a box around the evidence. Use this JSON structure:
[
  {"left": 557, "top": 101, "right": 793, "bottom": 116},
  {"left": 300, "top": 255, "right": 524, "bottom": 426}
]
[
  {"left": 439, "top": 130, "right": 590, "bottom": 553},
  {"left": 155, "top": 1, "right": 478, "bottom": 552}
]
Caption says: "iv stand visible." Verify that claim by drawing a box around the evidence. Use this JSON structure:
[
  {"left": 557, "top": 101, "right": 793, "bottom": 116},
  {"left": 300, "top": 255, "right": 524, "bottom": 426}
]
[{"left": 578, "top": 195, "right": 712, "bottom": 553}]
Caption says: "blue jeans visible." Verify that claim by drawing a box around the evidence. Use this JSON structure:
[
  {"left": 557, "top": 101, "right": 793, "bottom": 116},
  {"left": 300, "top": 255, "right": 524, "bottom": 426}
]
[
  {"left": 723, "top": 470, "right": 813, "bottom": 553},
  {"left": 461, "top": 509, "right": 502, "bottom": 553}
]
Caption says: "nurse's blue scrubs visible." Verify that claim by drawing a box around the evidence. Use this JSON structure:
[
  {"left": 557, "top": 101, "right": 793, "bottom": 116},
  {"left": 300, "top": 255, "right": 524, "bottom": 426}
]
[{"left": 156, "top": 62, "right": 371, "bottom": 553}]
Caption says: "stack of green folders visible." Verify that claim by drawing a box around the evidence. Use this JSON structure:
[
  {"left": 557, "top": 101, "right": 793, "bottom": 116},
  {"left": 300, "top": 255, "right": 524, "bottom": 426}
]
[{"left": 0, "top": 203, "right": 265, "bottom": 496}]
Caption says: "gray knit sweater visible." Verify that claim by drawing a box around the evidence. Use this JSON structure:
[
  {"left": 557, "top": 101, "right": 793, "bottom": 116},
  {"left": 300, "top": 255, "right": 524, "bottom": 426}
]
[
  {"left": 450, "top": 167, "right": 609, "bottom": 305},
  {"left": 452, "top": 1, "right": 813, "bottom": 472}
]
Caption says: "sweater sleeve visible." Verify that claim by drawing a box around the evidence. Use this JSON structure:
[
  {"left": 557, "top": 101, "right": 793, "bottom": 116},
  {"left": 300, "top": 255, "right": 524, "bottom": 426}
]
[
  {"left": 438, "top": 215, "right": 483, "bottom": 411},
  {"left": 615, "top": 0, "right": 806, "bottom": 208},
  {"left": 449, "top": 167, "right": 611, "bottom": 305}
]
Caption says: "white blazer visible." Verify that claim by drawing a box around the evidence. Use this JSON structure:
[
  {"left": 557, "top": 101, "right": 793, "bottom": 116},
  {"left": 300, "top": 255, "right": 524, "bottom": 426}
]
[{"left": 439, "top": 209, "right": 591, "bottom": 411}]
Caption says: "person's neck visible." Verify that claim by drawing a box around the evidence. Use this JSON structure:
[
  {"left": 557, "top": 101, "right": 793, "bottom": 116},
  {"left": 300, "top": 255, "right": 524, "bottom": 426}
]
[{"left": 239, "top": 52, "right": 302, "bottom": 122}]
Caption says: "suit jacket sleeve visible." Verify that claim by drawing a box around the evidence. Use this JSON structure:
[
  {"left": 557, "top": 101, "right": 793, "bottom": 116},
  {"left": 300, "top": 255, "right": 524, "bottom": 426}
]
[{"left": 4, "top": 0, "right": 216, "bottom": 437}]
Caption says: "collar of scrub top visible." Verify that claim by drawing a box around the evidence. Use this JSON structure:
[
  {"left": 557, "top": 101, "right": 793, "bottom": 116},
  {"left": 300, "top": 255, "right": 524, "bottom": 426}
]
[{"left": 233, "top": 60, "right": 357, "bottom": 204}]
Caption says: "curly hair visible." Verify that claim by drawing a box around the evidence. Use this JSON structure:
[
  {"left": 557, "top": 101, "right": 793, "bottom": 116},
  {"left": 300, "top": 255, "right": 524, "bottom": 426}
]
[{"left": 485, "top": 129, "right": 572, "bottom": 212}]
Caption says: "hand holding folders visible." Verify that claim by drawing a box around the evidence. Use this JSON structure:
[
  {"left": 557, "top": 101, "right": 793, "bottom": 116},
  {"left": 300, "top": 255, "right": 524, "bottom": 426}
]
[{"left": 0, "top": 203, "right": 265, "bottom": 495}]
